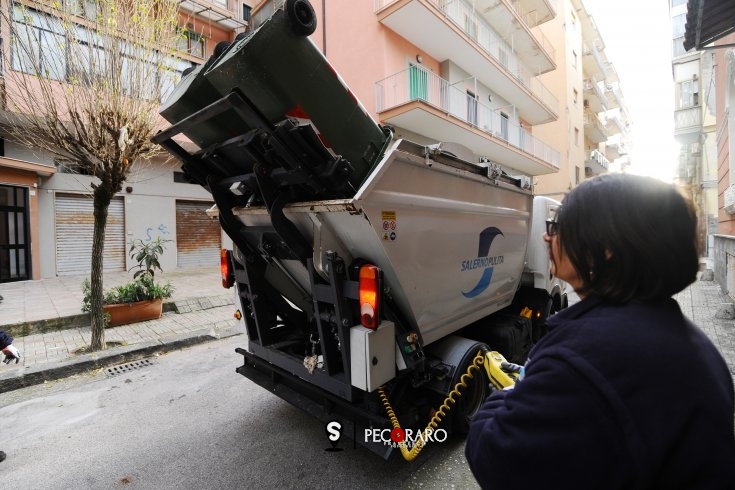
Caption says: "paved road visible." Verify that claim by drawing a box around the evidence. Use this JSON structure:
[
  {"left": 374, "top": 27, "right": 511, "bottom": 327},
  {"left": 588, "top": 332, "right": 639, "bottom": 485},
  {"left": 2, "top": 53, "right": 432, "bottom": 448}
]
[{"left": 0, "top": 335, "right": 479, "bottom": 489}]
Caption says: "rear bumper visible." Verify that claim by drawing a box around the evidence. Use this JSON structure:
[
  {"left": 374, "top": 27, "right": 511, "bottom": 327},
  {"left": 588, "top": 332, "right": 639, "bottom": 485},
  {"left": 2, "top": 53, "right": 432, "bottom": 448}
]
[{"left": 235, "top": 347, "right": 395, "bottom": 459}]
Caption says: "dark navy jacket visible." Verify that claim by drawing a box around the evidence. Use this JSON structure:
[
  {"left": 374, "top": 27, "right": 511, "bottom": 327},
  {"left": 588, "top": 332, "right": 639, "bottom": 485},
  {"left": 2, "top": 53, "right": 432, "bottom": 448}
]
[
  {"left": 0, "top": 330, "right": 12, "bottom": 350},
  {"left": 465, "top": 295, "right": 735, "bottom": 490}
]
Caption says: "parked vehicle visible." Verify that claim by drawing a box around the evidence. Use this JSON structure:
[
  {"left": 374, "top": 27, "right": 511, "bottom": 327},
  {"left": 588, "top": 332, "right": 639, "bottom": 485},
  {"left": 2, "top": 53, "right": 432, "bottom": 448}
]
[{"left": 155, "top": 0, "right": 566, "bottom": 460}]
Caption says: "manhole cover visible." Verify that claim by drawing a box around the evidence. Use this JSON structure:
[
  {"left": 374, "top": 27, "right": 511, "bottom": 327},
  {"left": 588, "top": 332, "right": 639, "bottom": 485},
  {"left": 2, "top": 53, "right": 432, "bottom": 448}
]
[{"left": 106, "top": 359, "right": 155, "bottom": 377}]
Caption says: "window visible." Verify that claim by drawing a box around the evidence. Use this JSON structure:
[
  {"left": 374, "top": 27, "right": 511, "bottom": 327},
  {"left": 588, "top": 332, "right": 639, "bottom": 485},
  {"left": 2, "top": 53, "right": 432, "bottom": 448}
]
[
  {"left": 243, "top": 4, "right": 251, "bottom": 22},
  {"left": 177, "top": 30, "right": 205, "bottom": 59},
  {"left": 572, "top": 50, "right": 577, "bottom": 69},
  {"left": 173, "top": 171, "right": 194, "bottom": 184},
  {"left": 464, "top": 14, "right": 478, "bottom": 39},
  {"left": 575, "top": 166, "right": 580, "bottom": 184},
  {"left": 574, "top": 127, "right": 579, "bottom": 146},
  {"left": 672, "top": 14, "right": 686, "bottom": 38},
  {"left": 467, "top": 90, "right": 478, "bottom": 125},
  {"left": 64, "top": 0, "right": 98, "bottom": 20},
  {"left": 573, "top": 88, "right": 578, "bottom": 106},
  {"left": 672, "top": 0, "right": 686, "bottom": 7},
  {"left": 677, "top": 78, "right": 700, "bottom": 109},
  {"left": 11, "top": 8, "right": 67, "bottom": 80},
  {"left": 11, "top": 6, "right": 193, "bottom": 100}
]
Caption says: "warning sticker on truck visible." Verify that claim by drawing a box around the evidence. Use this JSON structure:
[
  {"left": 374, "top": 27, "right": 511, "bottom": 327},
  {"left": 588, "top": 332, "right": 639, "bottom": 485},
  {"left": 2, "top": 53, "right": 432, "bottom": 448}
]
[{"left": 381, "top": 211, "right": 397, "bottom": 241}]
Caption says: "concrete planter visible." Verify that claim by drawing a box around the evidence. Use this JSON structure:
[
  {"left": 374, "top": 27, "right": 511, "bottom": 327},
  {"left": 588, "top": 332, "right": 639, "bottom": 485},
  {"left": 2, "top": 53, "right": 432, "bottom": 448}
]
[{"left": 103, "top": 298, "right": 163, "bottom": 327}]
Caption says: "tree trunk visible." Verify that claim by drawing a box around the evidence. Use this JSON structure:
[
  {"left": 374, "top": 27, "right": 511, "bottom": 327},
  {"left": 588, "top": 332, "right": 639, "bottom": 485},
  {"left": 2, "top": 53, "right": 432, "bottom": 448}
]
[{"left": 89, "top": 187, "right": 112, "bottom": 351}]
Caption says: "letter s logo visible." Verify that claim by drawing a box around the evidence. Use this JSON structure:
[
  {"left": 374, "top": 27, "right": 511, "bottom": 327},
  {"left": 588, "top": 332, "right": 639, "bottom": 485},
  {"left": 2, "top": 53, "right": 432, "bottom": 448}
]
[{"left": 326, "top": 421, "right": 342, "bottom": 442}]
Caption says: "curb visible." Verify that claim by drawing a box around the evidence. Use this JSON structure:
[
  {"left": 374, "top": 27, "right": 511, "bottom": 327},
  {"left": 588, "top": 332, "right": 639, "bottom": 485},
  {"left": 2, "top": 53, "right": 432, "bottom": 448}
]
[
  {"left": 1, "top": 295, "right": 235, "bottom": 339},
  {"left": 0, "top": 325, "right": 242, "bottom": 394}
]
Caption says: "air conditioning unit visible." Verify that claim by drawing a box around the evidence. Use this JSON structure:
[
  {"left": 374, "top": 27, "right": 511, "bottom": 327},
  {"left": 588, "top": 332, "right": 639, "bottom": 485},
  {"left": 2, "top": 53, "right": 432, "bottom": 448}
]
[{"left": 725, "top": 184, "right": 735, "bottom": 214}]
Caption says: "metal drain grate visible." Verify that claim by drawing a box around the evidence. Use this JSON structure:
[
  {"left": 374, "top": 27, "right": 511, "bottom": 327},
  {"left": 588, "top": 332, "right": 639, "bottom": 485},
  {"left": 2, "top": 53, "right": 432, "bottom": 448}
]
[{"left": 106, "top": 359, "right": 155, "bottom": 377}]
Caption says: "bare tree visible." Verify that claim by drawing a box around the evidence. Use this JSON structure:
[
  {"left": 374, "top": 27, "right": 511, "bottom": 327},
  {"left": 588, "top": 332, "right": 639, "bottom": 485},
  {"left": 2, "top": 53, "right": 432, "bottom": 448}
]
[{"left": 0, "top": 0, "right": 183, "bottom": 349}]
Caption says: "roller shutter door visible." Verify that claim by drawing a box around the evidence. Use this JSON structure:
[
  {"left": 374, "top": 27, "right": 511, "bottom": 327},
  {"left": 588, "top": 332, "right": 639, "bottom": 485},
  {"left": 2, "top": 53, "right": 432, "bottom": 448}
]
[
  {"left": 55, "top": 194, "right": 126, "bottom": 275},
  {"left": 176, "top": 201, "right": 220, "bottom": 268}
]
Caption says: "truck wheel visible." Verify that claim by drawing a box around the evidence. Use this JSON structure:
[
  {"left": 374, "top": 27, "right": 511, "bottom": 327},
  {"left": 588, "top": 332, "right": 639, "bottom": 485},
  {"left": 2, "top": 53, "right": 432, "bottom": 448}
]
[
  {"left": 424, "top": 336, "right": 489, "bottom": 435},
  {"left": 452, "top": 360, "right": 489, "bottom": 435},
  {"left": 285, "top": 0, "right": 317, "bottom": 36}
]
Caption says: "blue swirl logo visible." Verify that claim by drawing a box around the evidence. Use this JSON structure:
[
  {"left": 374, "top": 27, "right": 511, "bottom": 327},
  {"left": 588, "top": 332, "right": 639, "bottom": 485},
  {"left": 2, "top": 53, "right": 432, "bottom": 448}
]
[{"left": 461, "top": 227, "right": 504, "bottom": 298}]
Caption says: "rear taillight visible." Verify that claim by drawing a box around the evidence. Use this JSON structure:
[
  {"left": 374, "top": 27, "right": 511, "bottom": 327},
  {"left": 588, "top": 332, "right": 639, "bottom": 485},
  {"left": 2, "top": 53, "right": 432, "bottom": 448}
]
[
  {"left": 359, "top": 264, "right": 381, "bottom": 329},
  {"left": 221, "top": 249, "right": 234, "bottom": 289}
]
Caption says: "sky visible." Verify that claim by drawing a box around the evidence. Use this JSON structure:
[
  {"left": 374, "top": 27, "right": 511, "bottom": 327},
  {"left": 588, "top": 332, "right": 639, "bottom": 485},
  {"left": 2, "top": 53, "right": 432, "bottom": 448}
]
[{"left": 581, "top": 0, "right": 678, "bottom": 182}]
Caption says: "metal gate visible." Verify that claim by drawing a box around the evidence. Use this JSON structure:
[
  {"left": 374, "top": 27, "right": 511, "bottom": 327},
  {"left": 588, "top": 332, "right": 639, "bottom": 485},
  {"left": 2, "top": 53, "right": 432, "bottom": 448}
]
[
  {"left": 55, "top": 194, "right": 126, "bottom": 275},
  {"left": 175, "top": 201, "right": 220, "bottom": 268},
  {"left": 0, "top": 184, "right": 31, "bottom": 282}
]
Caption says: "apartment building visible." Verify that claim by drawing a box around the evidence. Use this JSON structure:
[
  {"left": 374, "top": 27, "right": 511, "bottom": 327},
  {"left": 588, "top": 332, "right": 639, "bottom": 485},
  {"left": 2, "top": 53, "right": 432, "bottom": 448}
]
[
  {"left": 256, "top": 0, "right": 626, "bottom": 205},
  {"left": 0, "top": 0, "right": 254, "bottom": 282},
  {"left": 533, "top": 0, "right": 630, "bottom": 201},
  {"left": 672, "top": 0, "right": 718, "bottom": 258},
  {"left": 684, "top": 0, "right": 735, "bottom": 295},
  {"left": 0, "top": 0, "right": 629, "bottom": 283}
]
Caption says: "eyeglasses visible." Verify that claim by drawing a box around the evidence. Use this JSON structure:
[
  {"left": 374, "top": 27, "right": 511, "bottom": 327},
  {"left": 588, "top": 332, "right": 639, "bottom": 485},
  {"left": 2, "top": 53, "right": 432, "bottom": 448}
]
[{"left": 545, "top": 218, "right": 558, "bottom": 237}]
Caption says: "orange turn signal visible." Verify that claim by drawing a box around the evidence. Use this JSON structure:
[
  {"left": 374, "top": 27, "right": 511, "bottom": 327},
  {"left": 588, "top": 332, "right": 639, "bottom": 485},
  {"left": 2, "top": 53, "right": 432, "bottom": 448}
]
[
  {"left": 359, "top": 265, "right": 380, "bottom": 329},
  {"left": 221, "top": 249, "right": 235, "bottom": 289}
]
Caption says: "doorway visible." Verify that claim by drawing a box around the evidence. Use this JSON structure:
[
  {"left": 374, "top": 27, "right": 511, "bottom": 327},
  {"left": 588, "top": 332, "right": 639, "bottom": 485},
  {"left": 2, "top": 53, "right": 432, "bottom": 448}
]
[{"left": 0, "top": 184, "right": 31, "bottom": 282}]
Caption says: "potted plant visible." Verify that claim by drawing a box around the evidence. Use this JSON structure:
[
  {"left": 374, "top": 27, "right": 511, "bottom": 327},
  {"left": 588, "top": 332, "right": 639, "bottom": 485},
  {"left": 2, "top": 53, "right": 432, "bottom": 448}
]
[{"left": 82, "top": 237, "right": 174, "bottom": 327}]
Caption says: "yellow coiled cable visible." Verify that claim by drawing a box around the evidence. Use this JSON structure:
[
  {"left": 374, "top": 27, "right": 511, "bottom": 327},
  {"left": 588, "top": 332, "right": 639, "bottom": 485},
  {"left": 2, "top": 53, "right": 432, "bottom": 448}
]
[{"left": 377, "top": 349, "right": 486, "bottom": 462}]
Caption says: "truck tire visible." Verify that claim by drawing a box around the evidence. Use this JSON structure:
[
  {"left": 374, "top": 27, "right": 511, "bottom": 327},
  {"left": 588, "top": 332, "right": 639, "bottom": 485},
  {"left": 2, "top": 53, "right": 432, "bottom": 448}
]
[
  {"left": 285, "top": 0, "right": 317, "bottom": 36},
  {"left": 424, "top": 336, "right": 489, "bottom": 435}
]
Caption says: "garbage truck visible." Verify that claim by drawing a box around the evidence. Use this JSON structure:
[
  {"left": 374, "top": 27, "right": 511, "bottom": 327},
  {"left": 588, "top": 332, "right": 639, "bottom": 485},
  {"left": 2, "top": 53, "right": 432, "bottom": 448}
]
[{"left": 154, "top": 0, "right": 567, "bottom": 460}]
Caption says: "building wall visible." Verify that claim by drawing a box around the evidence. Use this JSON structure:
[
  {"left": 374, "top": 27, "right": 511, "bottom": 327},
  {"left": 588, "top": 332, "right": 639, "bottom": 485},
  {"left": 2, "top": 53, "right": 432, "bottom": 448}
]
[
  {"left": 34, "top": 158, "right": 223, "bottom": 277},
  {"left": 0, "top": 2, "right": 242, "bottom": 280},
  {"left": 713, "top": 33, "right": 735, "bottom": 296},
  {"left": 533, "top": 0, "right": 581, "bottom": 201}
]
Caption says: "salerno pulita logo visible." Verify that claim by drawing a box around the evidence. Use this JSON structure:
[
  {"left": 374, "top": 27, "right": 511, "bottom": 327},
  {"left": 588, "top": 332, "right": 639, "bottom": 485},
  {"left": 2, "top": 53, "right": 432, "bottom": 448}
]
[
  {"left": 461, "top": 227, "right": 504, "bottom": 298},
  {"left": 325, "top": 420, "right": 344, "bottom": 452}
]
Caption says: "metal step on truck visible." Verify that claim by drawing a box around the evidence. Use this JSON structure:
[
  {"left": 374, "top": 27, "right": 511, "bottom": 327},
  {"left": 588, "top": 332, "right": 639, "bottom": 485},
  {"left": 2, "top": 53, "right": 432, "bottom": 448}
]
[{"left": 154, "top": 0, "right": 567, "bottom": 460}]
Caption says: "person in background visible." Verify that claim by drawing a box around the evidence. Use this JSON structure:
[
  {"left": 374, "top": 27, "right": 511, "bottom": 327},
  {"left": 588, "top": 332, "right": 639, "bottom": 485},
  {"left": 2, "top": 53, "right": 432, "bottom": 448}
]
[
  {"left": 1, "top": 329, "right": 22, "bottom": 463},
  {"left": 465, "top": 173, "right": 735, "bottom": 489}
]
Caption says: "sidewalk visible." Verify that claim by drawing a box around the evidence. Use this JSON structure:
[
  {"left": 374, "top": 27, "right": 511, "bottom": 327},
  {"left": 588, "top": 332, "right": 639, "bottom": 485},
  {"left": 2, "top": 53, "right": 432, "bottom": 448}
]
[{"left": 0, "top": 267, "right": 242, "bottom": 393}]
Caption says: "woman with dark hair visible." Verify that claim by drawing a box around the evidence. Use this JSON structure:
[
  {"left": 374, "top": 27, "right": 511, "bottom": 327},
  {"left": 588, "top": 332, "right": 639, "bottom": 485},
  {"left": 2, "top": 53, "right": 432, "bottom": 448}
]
[{"left": 465, "top": 173, "right": 735, "bottom": 489}]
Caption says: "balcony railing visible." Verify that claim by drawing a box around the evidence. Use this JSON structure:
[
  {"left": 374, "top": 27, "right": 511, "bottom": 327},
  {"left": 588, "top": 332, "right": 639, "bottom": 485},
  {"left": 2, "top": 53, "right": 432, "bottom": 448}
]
[
  {"left": 584, "top": 110, "right": 607, "bottom": 137},
  {"left": 509, "top": 0, "right": 555, "bottom": 28},
  {"left": 376, "top": 66, "right": 560, "bottom": 169},
  {"left": 375, "top": 0, "right": 559, "bottom": 116},
  {"left": 583, "top": 77, "right": 607, "bottom": 110},
  {"left": 583, "top": 41, "right": 608, "bottom": 79},
  {"left": 675, "top": 106, "right": 702, "bottom": 131},
  {"left": 586, "top": 149, "right": 609, "bottom": 170}
]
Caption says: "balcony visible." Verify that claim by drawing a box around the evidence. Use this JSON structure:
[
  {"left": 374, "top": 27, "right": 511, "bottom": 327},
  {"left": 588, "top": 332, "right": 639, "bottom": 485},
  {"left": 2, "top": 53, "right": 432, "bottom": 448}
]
[
  {"left": 674, "top": 106, "right": 702, "bottom": 144},
  {"left": 375, "top": 66, "right": 561, "bottom": 175},
  {"left": 0, "top": 155, "right": 56, "bottom": 176},
  {"left": 506, "top": 0, "right": 556, "bottom": 28},
  {"left": 583, "top": 109, "right": 607, "bottom": 143},
  {"left": 582, "top": 41, "right": 608, "bottom": 81},
  {"left": 605, "top": 141, "right": 626, "bottom": 161},
  {"left": 583, "top": 77, "right": 607, "bottom": 113},
  {"left": 179, "top": 0, "right": 248, "bottom": 30},
  {"left": 605, "top": 113, "right": 626, "bottom": 136},
  {"left": 375, "top": 0, "right": 559, "bottom": 124},
  {"left": 471, "top": 0, "right": 556, "bottom": 72},
  {"left": 585, "top": 149, "right": 609, "bottom": 176}
]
